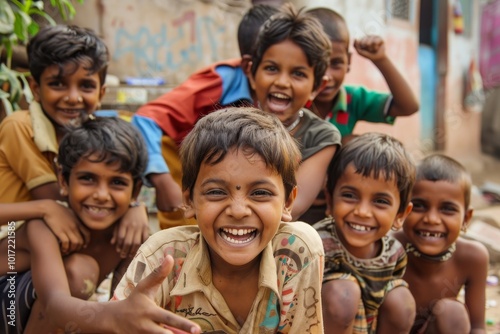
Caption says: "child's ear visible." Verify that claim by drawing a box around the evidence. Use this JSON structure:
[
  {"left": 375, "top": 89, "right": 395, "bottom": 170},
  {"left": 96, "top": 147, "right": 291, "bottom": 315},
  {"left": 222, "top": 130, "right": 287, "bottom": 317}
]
[
  {"left": 241, "top": 55, "right": 252, "bottom": 77},
  {"left": 462, "top": 208, "right": 474, "bottom": 232},
  {"left": 99, "top": 84, "right": 107, "bottom": 102},
  {"left": 246, "top": 61, "right": 257, "bottom": 90},
  {"left": 182, "top": 189, "right": 196, "bottom": 219},
  {"left": 28, "top": 76, "right": 41, "bottom": 102},
  {"left": 281, "top": 186, "right": 297, "bottom": 222},
  {"left": 393, "top": 202, "right": 413, "bottom": 230},
  {"left": 57, "top": 168, "right": 69, "bottom": 197}
]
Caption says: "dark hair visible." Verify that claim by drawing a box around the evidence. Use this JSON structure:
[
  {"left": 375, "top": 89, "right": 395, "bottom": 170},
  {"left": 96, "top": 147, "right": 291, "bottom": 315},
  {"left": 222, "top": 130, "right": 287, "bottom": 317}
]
[
  {"left": 180, "top": 107, "right": 301, "bottom": 198},
  {"left": 58, "top": 117, "right": 147, "bottom": 190},
  {"left": 27, "top": 25, "right": 109, "bottom": 85},
  {"left": 416, "top": 154, "right": 472, "bottom": 209},
  {"left": 326, "top": 132, "right": 416, "bottom": 213},
  {"left": 238, "top": 4, "right": 279, "bottom": 56},
  {"left": 250, "top": 3, "right": 331, "bottom": 91},
  {"left": 307, "top": 7, "right": 350, "bottom": 45}
]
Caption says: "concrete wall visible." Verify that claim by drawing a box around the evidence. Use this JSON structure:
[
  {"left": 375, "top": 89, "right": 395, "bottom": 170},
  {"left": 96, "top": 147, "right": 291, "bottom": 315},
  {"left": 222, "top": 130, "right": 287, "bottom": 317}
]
[{"left": 69, "top": 0, "right": 251, "bottom": 84}]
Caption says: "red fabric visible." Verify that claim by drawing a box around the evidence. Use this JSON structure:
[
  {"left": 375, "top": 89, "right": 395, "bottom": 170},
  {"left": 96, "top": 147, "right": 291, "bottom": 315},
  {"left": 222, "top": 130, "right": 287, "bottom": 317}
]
[{"left": 136, "top": 58, "right": 242, "bottom": 144}]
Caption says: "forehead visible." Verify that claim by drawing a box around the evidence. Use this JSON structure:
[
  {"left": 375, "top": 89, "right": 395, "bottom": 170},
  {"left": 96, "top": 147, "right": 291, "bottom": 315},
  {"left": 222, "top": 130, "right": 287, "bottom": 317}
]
[
  {"left": 262, "top": 39, "right": 311, "bottom": 67},
  {"left": 339, "top": 164, "right": 399, "bottom": 192},
  {"left": 330, "top": 41, "right": 349, "bottom": 57},
  {"left": 413, "top": 179, "right": 465, "bottom": 204},
  {"left": 41, "top": 61, "right": 98, "bottom": 80}
]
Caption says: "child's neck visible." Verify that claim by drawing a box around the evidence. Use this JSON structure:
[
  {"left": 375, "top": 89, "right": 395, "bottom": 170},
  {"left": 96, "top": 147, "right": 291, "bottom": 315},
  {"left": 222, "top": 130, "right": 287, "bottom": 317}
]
[{"left": 311, "top": 95, "right": 338, "bottom": 119}]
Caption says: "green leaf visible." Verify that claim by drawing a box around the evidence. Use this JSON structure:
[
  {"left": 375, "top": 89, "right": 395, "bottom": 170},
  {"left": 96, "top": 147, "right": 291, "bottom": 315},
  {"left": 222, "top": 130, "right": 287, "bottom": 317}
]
[
  {"left": 30, "top": 9, "right": 56, "bottom": 26},
  {"left": 0, "top": 95, "right": 14, "bottom": 117},
  {"left": 0, "top": 0, "right": 15, "bottom": 34},
  {"left": 27, "top": 21, "right": 39, "bottom": 36}
]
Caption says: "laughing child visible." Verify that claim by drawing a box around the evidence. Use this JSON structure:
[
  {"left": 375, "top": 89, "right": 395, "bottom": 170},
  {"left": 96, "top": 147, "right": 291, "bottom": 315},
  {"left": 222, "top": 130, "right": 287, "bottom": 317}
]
[
  {"left": 394, "top": 154, "right": 489, "bottom": 334},
  {"left": 114, "top": 107, "right": 325, "bottom": 333},
  {"left": 314, "top": 132, "right": 416, "bottom": 333}
]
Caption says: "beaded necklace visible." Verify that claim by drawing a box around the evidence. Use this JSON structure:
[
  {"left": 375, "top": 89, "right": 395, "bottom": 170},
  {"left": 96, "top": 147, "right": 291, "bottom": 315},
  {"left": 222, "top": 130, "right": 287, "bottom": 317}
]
[
  {"left": 285, "top": 109, "right": 304, "bottom": 132},
  {"left": 405, "top": 242, "right": 456, "bottom": 262}
]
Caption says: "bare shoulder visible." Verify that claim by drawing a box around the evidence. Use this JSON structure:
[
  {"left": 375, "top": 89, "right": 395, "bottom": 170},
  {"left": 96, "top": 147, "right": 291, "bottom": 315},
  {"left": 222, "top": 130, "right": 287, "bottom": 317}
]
[{"left": 455, "top": 237, "right": 489, "bottom": 266}]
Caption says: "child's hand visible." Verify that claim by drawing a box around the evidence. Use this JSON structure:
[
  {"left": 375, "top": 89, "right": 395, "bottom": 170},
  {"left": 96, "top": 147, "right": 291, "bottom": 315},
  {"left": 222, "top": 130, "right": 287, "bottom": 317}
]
[
  {"left": 353, "top": 35, "right": 386, "bottom": 62},
  {"left": 112, "top": 203, "right": 150, "bottom": 258},
  {"left": 43, "top": 200, "right": 90, "bottom": 254},
  {"left": 112, "top": 254, "right": 202, "bottom": 334}
]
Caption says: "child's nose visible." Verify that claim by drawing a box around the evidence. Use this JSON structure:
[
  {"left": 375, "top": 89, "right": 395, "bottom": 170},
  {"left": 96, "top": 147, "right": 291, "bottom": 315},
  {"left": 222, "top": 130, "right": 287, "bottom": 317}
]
[
  {"left": 274, "top": 73, "right": 291, "bottom": 88},
  {"left": 93, "top": 184, "right": 111, "bottom": 201},
  {"left": 64, "top": 88, "right": 83, "bottom": 104},
  {"left": 353, "top": 201, "right": 372, "bottom": 218},
  {"left": 423, "top": 209, "right": 441, "bottom": 224},
  {"left": 226, "top": 197, "right": 251, "bottom": 219}
]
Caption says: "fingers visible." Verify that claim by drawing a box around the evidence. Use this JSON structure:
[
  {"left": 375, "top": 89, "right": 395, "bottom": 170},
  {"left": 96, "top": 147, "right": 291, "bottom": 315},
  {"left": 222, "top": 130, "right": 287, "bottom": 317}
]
[
  {"left": 134, "top": 254, "right": 174, "bottom": 300},
  {"left": 157, "top": 311, "right": 201, "bottom": 334},
  {"left": 354, "top": 35, "right": 383, "bottom": 53}
]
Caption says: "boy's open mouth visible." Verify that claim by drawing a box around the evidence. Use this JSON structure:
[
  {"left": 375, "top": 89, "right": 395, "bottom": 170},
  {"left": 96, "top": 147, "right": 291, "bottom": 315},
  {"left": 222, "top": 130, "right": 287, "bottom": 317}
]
[
  {"left": 416, "top": 230, "right": 445, "bottom": 238},
  {"left": 220, "top": 227, "right": 257, "bottom": 244},
  {"left": 347, "top": 222, "right": 375, "bottom": 232},
  {"left": 267, "top": 92, "right": 291, "bottom": 113}
]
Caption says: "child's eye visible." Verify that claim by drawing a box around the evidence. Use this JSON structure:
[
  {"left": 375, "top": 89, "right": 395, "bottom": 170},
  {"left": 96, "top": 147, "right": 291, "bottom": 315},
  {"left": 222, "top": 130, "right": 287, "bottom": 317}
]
[
  {"left": 411, "top": 201, "right": 426, "bottom": 212},
  {"left": 111, "top": 178, "right": 129, "bottom": 187},
  {"left": 374, "top": 198, "right": 391, "bottom": 206},
  {"left": 251, "top": 189, "right": 273, "bottom": 198},
  {"left": 205, "top": 189, "right": 227, "bottom": 197},
  {"left": 81, "top": 80, "right": 98, "bottom": 90},
  {"left": 292, "top": 70, "right": 307, "bottom": 78},
  {"left": 77, "top": 175, "right": 94, "bottom": 183},
  {"left": 264, "top": 65, "right": 278, "bottom": 72},
  {"left": 340, "top": 192, "right": 356, "bottom": 200},
  {"left": 48, "top": 81, "right": 65, "bottom": 88},
  {"left": 441, "top": 205, "right": 458, "bottom": 214}
]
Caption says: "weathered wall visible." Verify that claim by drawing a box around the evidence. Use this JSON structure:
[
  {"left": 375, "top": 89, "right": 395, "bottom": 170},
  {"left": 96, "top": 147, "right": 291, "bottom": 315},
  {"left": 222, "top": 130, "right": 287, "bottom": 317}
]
[{"left": 69, "top": 0, "right": 251, "bottom": 84}]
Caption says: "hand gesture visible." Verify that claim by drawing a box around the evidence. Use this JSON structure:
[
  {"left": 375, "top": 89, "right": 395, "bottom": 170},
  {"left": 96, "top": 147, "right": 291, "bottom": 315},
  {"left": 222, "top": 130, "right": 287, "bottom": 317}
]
[
  {"left": 112, "top": 203, "right": 150, "bottom": 258},
  {"left": 43, "top": 200, "right": 90, "bottom": 254},
  {"left": 112, "top": 253, "right": 202, "bottom": 334},
  {"left": 353, "top": 35, "right": 386, "bottom": 62}
]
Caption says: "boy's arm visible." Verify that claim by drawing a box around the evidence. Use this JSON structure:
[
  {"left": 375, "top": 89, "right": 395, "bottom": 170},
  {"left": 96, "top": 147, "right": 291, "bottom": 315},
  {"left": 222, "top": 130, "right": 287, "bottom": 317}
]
[
  {"left": 131, "top": 115, "right": 183, "bottom": 213},
  {"left": 354, "top": 35, "right": 419, "bottom": 117},
  {"left": 27, "top": 219, "right": 200, "bottom": 333},
  {"left": 294, "top": 146, "right": 337, "bottom": 220},
  {"left": 463, "top": 240, "right": 489, "bottom": 333},
  {"left": 0, "top": 199, "right": 89, "bottom": 254}
]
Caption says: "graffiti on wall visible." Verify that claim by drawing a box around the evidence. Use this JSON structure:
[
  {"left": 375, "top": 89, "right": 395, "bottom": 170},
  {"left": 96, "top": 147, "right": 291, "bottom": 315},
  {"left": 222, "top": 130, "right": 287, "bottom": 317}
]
[{"left": 113, "top": 11, "right": 227, "bottom": 77}]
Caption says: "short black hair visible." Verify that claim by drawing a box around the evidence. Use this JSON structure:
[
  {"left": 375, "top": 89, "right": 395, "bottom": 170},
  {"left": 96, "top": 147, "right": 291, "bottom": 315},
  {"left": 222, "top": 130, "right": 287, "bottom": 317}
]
[
  {"left": 326, "top": 132, "right": 416, "bottom": 213},
  {"left": 180, "top": 107, "right": 301, "bottom": 199},
  {"left": 58, "top": 117, "right": 147, "bottom": 191},
  {"left": 238, "top": 4, "right": 279, "bottom": 56},
  {"left": 307, "top": 7, "right": 350, "bottom": 44},
  {"left": 416, "top": 154, "right": 472, "bottom": 209},
  {"left": 27, "top": 25, "right": 109, "bottom": 85}
]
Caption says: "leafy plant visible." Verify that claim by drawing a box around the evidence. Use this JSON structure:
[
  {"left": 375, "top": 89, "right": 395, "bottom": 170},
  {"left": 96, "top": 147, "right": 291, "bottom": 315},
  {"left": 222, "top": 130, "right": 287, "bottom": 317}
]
[{"left": 0, "top": 0, "right": 84, "bottom": 117}]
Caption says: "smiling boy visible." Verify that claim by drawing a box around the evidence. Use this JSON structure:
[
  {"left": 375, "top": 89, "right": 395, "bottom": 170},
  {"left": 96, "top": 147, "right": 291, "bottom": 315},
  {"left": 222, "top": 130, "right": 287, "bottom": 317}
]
[
  {"left": 314, "top": 132, "right": 416, "bottom": 333},
  {"left": 114, "top": 107, "right": 325, "bottom": 333},
  {"left": 394, "top": 154, "right": 489, "bottom": 334}
]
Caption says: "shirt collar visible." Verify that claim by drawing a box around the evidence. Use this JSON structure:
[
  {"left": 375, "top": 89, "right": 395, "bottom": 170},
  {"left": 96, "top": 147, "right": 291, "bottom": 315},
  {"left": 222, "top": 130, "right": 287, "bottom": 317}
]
[
  {"left": 30, "top": 101, "right": 58, "bottom": 154},
  {"left": 171, "top": 237, "right": 280, "bottom": 297}
]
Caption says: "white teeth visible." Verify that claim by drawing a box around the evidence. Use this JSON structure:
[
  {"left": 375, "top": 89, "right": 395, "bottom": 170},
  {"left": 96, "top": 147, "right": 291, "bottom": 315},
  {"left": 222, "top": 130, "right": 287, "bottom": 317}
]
[
  {"left": 87, "top": 206, "right": 110, "bottom": 214},
  {"left": 220, "top": 228, "right": 256, "bottom": 244},
  {"left": 222, "top": 228, "right": 255, "bottom": 236},
  {"left": 271, "top": 93, "right": 289, "bottom": 99},
  {"left": 419, "top": 231, "right": 444, "bottom": 238},
  {"left": 349, "top": 223, "right": 373, "bottom": 231}
]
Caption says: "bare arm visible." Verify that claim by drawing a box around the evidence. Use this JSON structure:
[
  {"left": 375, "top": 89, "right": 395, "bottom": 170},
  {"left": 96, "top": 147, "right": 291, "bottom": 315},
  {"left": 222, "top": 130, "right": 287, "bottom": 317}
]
[
  {"left": 27, "top": 219, "right": 201, "bottom": 334},
  {"left": 354, "top": 35, "right": 419, "bottom": 117},
  {"left": 150, "top": 173, "right": 183, "bottom": 212},
  {"left": 293, "top": 146, "right": 337, "bottom": 220},
  {"left": 463, "top": 240, "right": 489, "bottom": 334}
]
